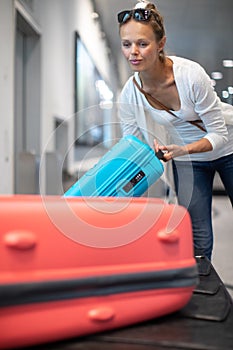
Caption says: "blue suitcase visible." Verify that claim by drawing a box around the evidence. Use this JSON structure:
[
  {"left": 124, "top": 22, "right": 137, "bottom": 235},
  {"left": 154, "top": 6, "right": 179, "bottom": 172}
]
[{"left": 64, "top": 135, "right": 164, "bottom": 197}]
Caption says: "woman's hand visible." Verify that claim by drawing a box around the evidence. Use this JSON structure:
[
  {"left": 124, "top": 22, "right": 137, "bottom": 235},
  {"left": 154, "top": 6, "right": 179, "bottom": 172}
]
[
  {"left": 154, "top": 140, "right": 188, "bottom": 161},
  {"left": 154, "top": 138, "right": 213, "bottom": 162}
]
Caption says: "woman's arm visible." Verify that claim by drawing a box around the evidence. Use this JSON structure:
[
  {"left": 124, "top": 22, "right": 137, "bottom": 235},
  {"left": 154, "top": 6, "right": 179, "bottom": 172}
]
[
  {"left": 154, "top": 138, "right": 213, "bottom": 162},
  {"left": 189, "top": 63, "right": 228, "bottom": 150},
  {"left": 155, "top": 61, "right": 228, "bottom": 161},
  {"left": 118, "top": 79, "right": 145, "bottom": 139}
]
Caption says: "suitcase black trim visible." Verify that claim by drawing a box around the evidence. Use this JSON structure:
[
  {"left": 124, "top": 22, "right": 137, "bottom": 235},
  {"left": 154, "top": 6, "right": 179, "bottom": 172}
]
[{"left": 0, "top": 266, "right": 198, "bottom": 308}]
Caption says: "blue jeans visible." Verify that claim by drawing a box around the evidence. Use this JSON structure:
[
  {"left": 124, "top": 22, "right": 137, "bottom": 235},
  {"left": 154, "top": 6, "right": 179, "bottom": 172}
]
[{"left": 172, "top": 153, "right": 233, "bottom": 260}]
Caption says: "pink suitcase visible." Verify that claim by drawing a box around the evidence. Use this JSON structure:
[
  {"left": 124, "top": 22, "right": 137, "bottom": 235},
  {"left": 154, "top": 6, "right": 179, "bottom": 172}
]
[{"left": 0, "top": 195, "right": 198, "bottom": 349}]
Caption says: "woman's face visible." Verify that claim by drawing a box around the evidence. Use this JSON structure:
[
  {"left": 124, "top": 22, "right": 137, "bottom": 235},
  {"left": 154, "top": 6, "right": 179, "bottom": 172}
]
[{"left": 120, "top": 20, "right": 165, "bottom": 73}]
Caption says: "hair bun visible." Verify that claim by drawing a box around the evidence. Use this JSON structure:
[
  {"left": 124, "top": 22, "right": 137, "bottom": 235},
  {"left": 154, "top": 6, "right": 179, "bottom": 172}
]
[
  {"left": 134, "top": 1, "right": 157, "bottom": 10},
  {"left": 134, "top": 1, "right": 149, "bottom": 9}
]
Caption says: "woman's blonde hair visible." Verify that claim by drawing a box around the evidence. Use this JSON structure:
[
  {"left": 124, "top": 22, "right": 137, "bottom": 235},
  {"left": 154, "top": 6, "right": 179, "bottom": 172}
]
[
  {"left": 119, "top": 2, "right": 166, "bottom": 63},
  {"left": 142, "top": 2, "right": 166, "bottom": 62}
]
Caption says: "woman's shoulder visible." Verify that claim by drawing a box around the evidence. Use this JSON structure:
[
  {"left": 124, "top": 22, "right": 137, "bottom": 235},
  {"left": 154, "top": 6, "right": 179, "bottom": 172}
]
[
  {"left": 169, "top": 55, "right": 199, "bottom": 66},
  {"left": 170, "top": 55, "right": 209, "bottom": 88},
  {"left": 170, "top": 55, "right": 204, "bottom": 73}
]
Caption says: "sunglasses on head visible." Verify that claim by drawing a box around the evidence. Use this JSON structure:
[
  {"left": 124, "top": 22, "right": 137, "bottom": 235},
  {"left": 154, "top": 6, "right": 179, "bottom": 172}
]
[{"left": 117, "top": 9, "right": 155, "bottom": 24}]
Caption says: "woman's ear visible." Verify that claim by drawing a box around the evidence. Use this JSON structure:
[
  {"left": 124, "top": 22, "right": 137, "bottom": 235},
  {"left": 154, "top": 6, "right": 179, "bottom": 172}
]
[{"left": 158, "top": 36, "right": 166, "bottom": 51}]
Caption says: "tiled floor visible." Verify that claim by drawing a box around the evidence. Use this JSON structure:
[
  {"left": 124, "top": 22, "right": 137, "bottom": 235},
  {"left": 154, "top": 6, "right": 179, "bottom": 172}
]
[{"left": 212, "top": 196, "right": 233, "bottom": 298}]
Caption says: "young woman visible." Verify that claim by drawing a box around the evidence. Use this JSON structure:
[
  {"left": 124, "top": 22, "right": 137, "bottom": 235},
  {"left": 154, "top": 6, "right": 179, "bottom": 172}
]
[{"left": 117, "top": 1, "right": 233, "bottom": 260}]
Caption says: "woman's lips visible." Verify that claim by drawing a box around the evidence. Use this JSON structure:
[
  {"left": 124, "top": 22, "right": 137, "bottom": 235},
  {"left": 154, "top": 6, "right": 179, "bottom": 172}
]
[{"left": 129, "top": 59, "right": 142, "bottom": 65}]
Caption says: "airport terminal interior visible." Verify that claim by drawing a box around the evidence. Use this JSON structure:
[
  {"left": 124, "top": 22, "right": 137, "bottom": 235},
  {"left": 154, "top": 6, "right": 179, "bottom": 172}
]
[{"left": 0, "top": 0, "right": 233, "bottom": 347}]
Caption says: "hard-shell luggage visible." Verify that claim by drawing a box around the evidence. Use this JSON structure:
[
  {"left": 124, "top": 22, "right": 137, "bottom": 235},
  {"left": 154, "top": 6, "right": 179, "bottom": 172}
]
[
  {"left": 64, "top": 135, "right": 164, "bottom": 197},
  {"left": 0, "top": 195, "right": 198, "bottom": 349}
]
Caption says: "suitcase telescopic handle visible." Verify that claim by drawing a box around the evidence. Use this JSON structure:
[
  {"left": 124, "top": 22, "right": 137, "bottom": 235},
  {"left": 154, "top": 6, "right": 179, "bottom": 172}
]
[{"left": 155, "top": 149, "right": 167, "bottom": 162}]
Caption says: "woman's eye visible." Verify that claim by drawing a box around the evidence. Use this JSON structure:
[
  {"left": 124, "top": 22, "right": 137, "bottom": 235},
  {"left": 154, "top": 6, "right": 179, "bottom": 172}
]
[
  {"left": 139, "top": 42, "right": 148, "bottom": 48},
  {"left": 122, "top": 42, "right": 131, "bottom": 48}
]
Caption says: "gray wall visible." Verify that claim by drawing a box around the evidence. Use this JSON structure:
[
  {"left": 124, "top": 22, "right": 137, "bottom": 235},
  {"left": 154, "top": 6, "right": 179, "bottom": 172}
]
[{"left": 0, "top": 0, "right": 119, "bottom": 194}]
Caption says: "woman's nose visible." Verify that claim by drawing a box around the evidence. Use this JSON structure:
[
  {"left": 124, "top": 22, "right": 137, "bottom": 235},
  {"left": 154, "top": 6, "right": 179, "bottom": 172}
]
[{"left": 130, "top": 44, "right": 139, "bottom": 55}]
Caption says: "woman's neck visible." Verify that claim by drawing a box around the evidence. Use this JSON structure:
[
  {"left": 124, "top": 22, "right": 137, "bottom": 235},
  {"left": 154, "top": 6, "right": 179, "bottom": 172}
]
[
  {"left": 139, "top": 57, "right": 173, "bottom": 91},
  {"left": 137, "top": 57, "right": 180, "bottom": 111}
]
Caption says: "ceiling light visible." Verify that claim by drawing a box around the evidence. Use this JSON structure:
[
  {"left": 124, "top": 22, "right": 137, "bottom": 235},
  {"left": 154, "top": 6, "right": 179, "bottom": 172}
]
[
  {"left": 228, "top": 86, "right": 233, "bottom": 94},
  {"left": 211, "top": 72, "right": 223, "bottom": 80},
  {"left": 222, "top": 90, "right": 229, "bottom": 99},
  {"left": 91, "top": 12, "right": 99, "bottom": 20},
  {"left": 223, "top": 60, "right": 233, "bottom": 68}
]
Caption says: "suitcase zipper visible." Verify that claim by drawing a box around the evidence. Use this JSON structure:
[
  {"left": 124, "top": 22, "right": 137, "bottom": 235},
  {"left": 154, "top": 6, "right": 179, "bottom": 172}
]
[{"left": 0, "top": 266, "right": 198, "bottom": 307}]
